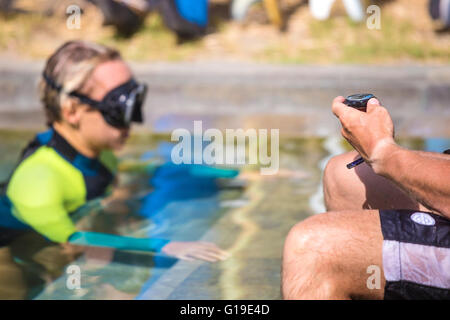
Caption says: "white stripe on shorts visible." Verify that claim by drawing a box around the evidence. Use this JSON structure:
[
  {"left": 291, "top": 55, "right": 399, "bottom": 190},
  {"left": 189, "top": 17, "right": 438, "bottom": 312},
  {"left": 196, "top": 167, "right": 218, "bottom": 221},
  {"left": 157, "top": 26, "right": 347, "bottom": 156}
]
[{"left": 383, "top": 240, "right": 450, "bottom": 289}]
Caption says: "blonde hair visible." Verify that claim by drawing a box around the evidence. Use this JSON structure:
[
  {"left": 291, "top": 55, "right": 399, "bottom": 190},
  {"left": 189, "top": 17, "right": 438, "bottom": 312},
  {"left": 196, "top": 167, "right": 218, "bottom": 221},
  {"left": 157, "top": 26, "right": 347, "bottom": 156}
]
[{"left": 40, "top": 40, "right": 121, "bottom": 126}]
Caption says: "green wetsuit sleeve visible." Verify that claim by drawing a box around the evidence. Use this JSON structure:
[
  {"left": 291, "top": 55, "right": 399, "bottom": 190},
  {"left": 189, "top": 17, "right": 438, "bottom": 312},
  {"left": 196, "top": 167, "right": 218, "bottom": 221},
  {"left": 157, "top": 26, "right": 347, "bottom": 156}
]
[
  {"left": 68, "top": 231, "right": 170, "bottom": 252},
  {"left": 6, "top": 161, "right": 77, "bottom": 243}
]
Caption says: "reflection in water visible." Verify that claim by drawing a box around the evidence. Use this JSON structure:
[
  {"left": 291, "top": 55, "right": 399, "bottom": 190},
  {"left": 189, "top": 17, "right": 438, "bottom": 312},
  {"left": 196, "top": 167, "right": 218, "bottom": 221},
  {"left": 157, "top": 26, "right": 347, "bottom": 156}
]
[{"left": 219, "top": 182, "right": 262, "bottom": 300}]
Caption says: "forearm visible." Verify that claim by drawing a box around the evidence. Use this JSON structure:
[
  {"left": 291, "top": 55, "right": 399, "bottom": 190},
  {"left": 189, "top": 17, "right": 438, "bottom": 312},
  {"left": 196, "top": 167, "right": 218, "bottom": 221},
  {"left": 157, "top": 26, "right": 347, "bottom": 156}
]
[
  {"left": 413, "top": 150, "right": 450, "bottom": 160},
  {"left": 372, "top": 144, "right": 450, "bottom": 217}
]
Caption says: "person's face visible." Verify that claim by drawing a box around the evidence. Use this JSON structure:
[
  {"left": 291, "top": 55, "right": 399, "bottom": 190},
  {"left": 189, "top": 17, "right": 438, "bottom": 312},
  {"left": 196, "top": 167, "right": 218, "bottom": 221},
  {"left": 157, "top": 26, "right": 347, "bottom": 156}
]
[{"left": 76, "top": 59, "right": 133, "bottom": 151}]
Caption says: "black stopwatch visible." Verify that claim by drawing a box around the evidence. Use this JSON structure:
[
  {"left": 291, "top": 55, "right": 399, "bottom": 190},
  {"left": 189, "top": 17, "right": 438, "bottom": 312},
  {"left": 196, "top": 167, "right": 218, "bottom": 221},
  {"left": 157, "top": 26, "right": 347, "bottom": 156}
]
[{"left": 343, "top": 93, "right": 376, "bottom": 112}]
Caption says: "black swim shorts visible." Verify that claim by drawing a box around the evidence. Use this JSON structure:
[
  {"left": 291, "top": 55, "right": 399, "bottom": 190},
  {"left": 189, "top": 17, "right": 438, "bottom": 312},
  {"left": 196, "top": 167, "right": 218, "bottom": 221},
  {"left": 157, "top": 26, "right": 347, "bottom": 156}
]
[{"left": 379, "top": 210, "right": 450, "bottom": 300}]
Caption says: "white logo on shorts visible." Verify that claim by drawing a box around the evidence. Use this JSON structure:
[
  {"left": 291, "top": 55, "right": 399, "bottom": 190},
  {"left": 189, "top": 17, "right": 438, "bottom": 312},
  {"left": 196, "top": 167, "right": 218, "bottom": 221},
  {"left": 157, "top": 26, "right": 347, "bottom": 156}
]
[{"left": 411, "top": 212, "right": 435, "bottom": 226}]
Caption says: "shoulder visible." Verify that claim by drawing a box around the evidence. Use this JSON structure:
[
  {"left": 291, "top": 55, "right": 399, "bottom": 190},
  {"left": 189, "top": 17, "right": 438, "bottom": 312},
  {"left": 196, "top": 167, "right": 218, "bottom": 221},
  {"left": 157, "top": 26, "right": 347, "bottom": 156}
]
[
  {"left": 7, "top": 146, "right": 83, "bottom": 202},
  {"left": 13, "top": 146, "right": 81, "bottom": 180}
]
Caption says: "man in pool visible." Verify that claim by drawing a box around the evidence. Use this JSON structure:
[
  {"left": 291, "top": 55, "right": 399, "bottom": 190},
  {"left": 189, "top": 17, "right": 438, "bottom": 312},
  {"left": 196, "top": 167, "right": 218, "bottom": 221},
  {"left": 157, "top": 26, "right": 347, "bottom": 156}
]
[
  {"left": 0, "top": 41, "right": 230, "bottom": 298},
  {"left": 282, "top": 96, "right": 449, "bottom": 299}
]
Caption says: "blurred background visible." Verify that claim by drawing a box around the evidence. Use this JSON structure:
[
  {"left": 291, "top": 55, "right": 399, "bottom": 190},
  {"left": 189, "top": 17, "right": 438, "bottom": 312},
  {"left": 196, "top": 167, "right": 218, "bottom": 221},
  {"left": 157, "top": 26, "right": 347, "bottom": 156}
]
[
  {"left": 0, "top": 0, "right": 449, "bottom": 63},
  {"left": 0, "top": 0, "right": 449, "bottom": 300}
]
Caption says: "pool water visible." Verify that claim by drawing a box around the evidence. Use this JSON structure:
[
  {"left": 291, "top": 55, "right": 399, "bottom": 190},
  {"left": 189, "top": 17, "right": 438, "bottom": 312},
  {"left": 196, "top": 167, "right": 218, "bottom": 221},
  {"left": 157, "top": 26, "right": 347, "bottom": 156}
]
[{"left": 0, "top": 129, "right": 448, "bottom": 300}]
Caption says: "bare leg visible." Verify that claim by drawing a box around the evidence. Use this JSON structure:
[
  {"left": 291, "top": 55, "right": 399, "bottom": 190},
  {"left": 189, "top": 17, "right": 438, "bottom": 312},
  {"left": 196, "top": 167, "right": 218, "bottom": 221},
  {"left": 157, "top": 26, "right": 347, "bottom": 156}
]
[
  {"left": 282, "top": 210, "right": 385, "bottom": 300},
  {"left": 323, "top": 151, "right": 431, "bottom": 212}
]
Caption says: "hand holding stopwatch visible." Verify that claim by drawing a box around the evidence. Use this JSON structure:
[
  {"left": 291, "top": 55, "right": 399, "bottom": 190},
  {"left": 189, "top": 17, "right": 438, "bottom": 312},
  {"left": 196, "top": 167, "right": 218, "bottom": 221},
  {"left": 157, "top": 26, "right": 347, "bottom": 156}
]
[{"left": 343, "top": 94, "right": 377, "bottom": 169}]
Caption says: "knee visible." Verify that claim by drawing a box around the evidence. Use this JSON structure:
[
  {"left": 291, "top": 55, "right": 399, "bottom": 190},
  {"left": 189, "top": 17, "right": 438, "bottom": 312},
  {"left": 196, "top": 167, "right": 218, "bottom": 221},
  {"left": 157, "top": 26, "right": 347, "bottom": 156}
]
[
  {"left": 283, "top": 221, "right": 315, "bottom": 271},
  {"left": 323, "top": 151, "right": 360, "bottom": 210},
  {"left": 323, "top": 151, "right": 357, "bottom": 187},
  {"left": 283, "top": 215, "right": 331, "bottom": 266},
  {"left": 284, "top": 218, "right": 318, "bottom": 255},
  {"left": 282, "top": 215, "right": 336, "bottom": 298}
]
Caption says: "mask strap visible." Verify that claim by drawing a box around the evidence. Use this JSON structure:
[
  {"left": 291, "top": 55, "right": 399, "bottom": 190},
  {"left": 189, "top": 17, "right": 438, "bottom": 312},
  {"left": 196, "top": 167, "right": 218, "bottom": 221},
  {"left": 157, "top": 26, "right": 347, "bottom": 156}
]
[{"left": 42, "top": 73, "right": 63, "bottom": 93}]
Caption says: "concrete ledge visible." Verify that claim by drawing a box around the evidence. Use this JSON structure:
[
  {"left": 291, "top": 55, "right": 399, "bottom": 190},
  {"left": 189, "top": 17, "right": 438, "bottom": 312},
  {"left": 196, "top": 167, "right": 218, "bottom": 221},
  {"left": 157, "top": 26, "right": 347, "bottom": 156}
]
[{"left": 1, "top": 62, "right": 449, "bottom": 136}]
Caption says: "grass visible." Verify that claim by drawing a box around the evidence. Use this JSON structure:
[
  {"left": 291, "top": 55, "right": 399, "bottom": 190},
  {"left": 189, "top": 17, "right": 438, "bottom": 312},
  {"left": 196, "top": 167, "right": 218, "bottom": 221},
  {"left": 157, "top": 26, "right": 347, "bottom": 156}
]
[
  {"left": 339, "top": 17, "right": 449, "bottom": 63},
  {"left": 260, "top": 13, "right": 449, "bottom": 64}
]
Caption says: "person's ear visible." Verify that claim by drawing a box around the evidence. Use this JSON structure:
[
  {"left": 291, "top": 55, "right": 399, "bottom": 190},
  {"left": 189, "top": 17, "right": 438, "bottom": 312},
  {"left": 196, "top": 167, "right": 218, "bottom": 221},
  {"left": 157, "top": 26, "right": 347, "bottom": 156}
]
[{"left": 60, "top": 98, "right": 83, "bottom": 128}]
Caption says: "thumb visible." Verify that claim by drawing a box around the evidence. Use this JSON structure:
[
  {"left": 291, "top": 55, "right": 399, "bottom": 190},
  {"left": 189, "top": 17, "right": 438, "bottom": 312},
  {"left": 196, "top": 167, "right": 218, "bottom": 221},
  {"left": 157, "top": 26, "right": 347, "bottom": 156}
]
[{"left": 366, "top": 97, "right": 380, "bottom": 113}]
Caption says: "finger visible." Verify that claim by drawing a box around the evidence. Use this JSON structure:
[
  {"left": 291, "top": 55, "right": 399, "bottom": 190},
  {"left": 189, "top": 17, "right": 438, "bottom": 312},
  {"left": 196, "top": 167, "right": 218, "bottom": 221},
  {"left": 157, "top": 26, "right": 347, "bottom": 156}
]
[
  {"left": 189, "top": 252, "right": 220, "bottom": 262},
  {"left": 220, "top": 250, "right": 232, "bottom": 259},
  {"left": 203, "top": 248, "right": 231, "bottom": 260},
  {"left": 331, "top": 96, "right": 347, "bottom": 119},
  {"left": 197, "top": 241, "right": 220, "bottom": 249},
  {"left": 195, "top": 248, "right": 228, "bottom": 261},
  {"left": 343, "top": 135, "right": 359, "bottom": 155},
  {"left": 333, "top": 96, "right": 345, "bottom": 104},
  {"left": 178, "top": 255, "right": 195, "bottom": 262},
  {"left": 366, "top": 97, "right": 380, "bottom": 113},
  {"left": 196, "top": 242, "right": 229, "bottom": 257},
  {"left": 199, "top": 244, "right": 231, "bottom": 257}
]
